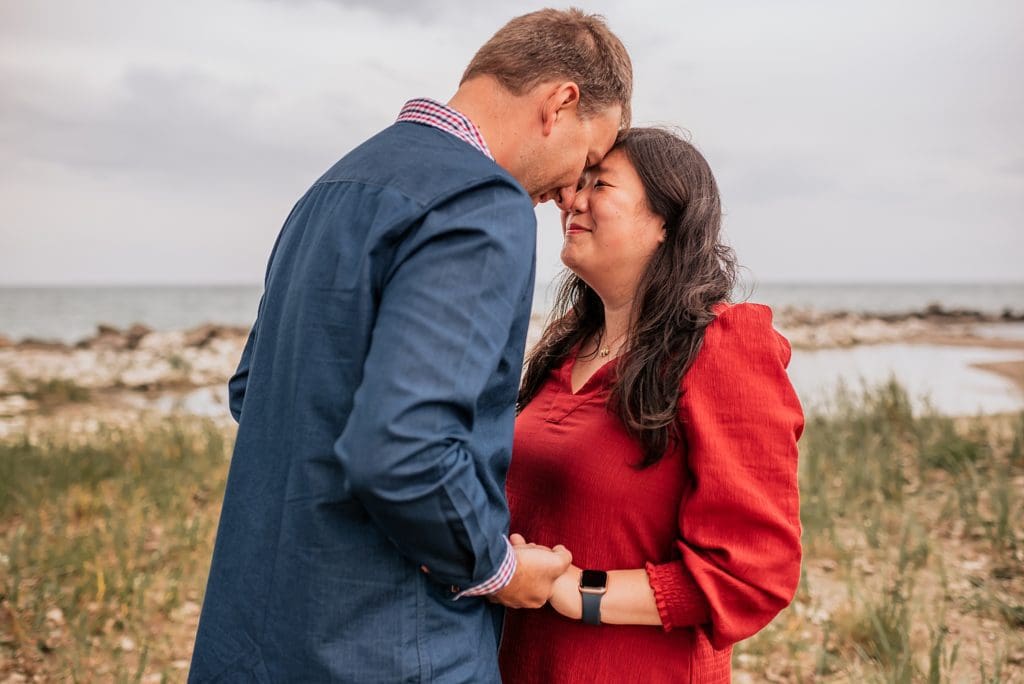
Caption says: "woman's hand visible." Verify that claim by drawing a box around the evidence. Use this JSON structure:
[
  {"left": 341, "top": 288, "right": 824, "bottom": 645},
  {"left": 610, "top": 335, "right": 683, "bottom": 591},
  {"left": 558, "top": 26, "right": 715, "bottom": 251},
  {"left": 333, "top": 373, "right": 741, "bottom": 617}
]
[{"left": 547, "top": 564, "right": 583, "bottom": 620}]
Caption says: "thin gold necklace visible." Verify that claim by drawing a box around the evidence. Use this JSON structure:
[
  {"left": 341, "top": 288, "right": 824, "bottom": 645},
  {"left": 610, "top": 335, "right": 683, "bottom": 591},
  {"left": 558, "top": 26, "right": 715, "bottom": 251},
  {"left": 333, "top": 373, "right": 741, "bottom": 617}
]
[{"left": 597, "top": 329, "right": 628, "bottom": 358}]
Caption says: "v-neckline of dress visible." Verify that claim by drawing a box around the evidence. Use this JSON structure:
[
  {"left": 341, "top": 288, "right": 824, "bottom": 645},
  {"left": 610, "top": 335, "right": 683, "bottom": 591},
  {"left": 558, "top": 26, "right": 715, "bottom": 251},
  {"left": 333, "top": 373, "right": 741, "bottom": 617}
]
[
  {"left": 540, "top": 350, "right": 619, "bottom": 425},
  {"left": 564, "top": 349, "right": 620, "bottom": 396}
]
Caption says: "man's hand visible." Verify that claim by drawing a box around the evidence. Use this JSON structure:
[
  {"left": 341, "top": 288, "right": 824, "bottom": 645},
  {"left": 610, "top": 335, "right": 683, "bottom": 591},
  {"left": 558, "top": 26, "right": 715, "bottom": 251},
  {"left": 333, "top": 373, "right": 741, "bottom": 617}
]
[{"left": 490, "top": 534, "right": 572, "bottom": 609}]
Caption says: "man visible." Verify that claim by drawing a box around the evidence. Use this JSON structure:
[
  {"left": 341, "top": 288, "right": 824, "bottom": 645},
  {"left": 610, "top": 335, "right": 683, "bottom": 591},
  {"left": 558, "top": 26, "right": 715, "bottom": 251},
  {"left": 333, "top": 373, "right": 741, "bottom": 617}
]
[{"left": 190, "top": 9, "right": 631, "bottom": 682}]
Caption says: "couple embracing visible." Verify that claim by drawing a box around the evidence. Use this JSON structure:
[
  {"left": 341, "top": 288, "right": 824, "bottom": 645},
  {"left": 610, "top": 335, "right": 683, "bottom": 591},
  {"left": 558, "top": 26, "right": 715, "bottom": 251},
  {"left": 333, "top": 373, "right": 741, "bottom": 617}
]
[{"left": 189, "top": 8, "right": 803, "bottom": 683}]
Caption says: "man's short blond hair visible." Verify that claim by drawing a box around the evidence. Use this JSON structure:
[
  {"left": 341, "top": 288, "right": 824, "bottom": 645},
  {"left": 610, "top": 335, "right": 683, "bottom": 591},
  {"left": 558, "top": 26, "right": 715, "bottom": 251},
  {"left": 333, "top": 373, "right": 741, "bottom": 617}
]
[{"left": 461, "top": 8, "right": 632, "bottom": 127}]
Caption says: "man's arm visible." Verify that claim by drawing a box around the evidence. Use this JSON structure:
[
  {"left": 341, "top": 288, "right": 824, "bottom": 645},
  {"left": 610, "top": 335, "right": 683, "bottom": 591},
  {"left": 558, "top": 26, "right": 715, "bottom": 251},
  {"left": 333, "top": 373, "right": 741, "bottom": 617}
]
[{"left": 334, "top": 180, "right": 558, "bottom": 597}]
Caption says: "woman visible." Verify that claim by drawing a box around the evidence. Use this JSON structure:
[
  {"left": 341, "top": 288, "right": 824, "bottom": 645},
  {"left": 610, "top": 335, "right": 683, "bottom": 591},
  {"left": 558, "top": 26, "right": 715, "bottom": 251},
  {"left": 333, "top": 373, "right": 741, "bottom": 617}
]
[{"left": 498, "top": 128, "right": 803, "bottom": 683}]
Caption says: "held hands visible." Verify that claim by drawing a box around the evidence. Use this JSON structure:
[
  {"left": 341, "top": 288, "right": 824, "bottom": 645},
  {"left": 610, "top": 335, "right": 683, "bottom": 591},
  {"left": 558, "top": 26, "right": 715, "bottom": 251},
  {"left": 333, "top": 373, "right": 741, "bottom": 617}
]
[
  {"left": 491, "top": 534, "right": 588, "bottom": 621},
  {"left": 495, "top": 544, "right": 661, "bottom": 625},
  {"left": 547, "top": 563, "right": 583, "bottom": 621},
  {"left": 490, "top": 534, "right": 571, "bottom": 609}
]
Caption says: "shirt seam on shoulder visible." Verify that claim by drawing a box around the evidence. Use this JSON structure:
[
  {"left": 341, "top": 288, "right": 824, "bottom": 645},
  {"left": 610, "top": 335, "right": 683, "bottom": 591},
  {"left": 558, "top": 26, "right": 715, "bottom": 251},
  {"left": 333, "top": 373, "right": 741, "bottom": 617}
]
[{"left": 310, "top": 173, "right": 528, "bottom": 214}]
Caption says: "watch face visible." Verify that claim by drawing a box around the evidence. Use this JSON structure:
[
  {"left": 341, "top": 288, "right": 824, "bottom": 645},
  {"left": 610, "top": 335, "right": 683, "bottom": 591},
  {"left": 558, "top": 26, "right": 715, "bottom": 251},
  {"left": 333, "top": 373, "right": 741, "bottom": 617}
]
[{"left": 580, "top": 569, "right": 608, "bottom": 589}]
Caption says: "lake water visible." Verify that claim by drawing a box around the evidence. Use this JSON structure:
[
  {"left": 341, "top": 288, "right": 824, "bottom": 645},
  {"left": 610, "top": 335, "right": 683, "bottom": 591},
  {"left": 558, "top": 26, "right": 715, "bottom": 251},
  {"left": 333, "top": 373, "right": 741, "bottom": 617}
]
[{"left": 789, "top": 344, "right": 1023, "bottom": 415}]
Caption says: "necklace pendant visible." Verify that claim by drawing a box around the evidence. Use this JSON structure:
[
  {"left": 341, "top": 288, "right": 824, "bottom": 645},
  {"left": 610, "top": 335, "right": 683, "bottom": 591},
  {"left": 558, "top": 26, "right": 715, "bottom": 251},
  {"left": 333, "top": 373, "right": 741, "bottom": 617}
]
[{"left": 599, "top": 347, "right": 611, "bottom": 357}]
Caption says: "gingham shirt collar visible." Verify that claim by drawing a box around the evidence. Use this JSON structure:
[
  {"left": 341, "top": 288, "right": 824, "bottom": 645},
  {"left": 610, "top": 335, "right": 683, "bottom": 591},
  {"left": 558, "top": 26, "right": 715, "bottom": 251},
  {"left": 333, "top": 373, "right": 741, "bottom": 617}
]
[{"left": 396, "top": 97, "right": 494, "bottom": 161}]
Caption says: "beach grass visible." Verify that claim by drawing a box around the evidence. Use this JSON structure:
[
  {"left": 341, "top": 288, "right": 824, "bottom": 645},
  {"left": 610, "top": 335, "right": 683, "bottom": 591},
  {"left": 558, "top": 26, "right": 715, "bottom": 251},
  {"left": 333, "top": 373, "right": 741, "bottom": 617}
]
[
  {"left": 0, "top": 417, "right": 230, "bottom": 681},
  {"left": 3, "top": 371, "right": 92, "bottom": 410},
  {"left": 0, "top": 383, "right": 1022, "bottom": 681},
  {"left": 737, "top": 380, "right": 1024, "bottom": 681}
]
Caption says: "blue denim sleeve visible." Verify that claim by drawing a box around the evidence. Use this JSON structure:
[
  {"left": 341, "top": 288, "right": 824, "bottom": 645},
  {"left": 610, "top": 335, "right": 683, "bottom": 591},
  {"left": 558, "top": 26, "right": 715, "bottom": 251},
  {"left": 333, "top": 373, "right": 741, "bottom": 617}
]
[{"left": 333, "top": 180, "right": 534, "bottom": 590}]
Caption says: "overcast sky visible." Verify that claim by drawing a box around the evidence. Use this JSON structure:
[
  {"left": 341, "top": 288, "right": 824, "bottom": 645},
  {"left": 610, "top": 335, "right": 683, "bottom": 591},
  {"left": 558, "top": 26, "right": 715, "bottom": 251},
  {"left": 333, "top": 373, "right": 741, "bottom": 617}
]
[{"left": 1, "top": 0, "right": 1021, "bottom": 286}]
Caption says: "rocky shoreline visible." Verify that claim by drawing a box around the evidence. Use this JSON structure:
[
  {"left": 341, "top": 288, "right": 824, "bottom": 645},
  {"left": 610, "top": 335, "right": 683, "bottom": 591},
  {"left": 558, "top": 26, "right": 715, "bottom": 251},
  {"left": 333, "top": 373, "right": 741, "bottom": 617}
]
[
  {"left": 1, "top": 302, "right": 1021, "bottom": 353},
  {"left": 1, "top": 304, "right": 1022, "bottom": 427},
  {"left": 0, "top": 323, "right": 249, "bottom": 423},
  {"left": 771, "top": 305, "right": 1024, "bottom": 349}
]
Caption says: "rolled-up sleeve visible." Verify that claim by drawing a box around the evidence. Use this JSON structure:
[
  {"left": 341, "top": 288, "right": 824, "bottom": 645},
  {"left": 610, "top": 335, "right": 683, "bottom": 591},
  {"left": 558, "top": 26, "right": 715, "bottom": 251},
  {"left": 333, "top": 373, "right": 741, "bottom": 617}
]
[
  {"left": 333, "top": 180, "right": 535, "bottom": 592},
  {"left": 645, "top": 303, "right": 804, "bottom": 648}
]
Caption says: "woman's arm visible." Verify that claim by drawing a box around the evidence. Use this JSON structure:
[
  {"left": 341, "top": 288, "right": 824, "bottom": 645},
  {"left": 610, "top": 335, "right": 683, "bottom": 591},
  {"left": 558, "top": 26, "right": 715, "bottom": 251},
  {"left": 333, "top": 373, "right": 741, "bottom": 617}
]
[{"left": 548, "top": 565, "right": 662, "bottom": 625}]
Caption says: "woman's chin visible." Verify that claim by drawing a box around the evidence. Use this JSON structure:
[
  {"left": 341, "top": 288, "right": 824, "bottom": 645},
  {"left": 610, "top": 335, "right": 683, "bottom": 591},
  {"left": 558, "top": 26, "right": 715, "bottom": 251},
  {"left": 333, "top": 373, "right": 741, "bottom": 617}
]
[
  {"left": 559, "top": 256, "right": 591, "bottom": 282},
  {"left": 559, "top": 250, "right": 580, "bottom": 272}
]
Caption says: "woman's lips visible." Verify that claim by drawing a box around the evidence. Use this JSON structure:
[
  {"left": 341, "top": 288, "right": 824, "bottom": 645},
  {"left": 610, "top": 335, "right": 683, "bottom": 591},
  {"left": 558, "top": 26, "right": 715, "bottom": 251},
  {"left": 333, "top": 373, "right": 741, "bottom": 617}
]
[{"left": 565, "top": 223, "right": 592, "bottom": 235}]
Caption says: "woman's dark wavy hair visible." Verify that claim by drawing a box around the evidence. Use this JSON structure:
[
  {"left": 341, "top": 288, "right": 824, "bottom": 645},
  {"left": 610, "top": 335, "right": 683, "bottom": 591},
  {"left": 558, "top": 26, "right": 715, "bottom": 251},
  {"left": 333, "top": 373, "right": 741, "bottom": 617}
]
[{"left": 518, "top": 127, "right": 738, "bottom": 467}]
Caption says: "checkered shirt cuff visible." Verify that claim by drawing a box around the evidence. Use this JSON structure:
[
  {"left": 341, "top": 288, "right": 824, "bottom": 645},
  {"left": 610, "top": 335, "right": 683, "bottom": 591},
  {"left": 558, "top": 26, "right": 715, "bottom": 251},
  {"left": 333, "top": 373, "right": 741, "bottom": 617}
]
[{"left": 453, "top": 537, "right": 517, "bottom": 599}]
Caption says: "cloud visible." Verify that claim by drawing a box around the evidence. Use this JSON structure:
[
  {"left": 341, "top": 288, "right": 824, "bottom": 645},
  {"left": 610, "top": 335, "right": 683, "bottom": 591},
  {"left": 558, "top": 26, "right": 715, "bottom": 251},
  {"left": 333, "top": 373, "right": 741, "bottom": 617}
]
[
  {"left": 3, "top": 66, "right": 282, "bottom": 181},
  {"left": 0, "top": 0, "right": 1022, "bottom": 284},
  {"left": 999, "top": 158, "right": 1024, "bottom": 178}
]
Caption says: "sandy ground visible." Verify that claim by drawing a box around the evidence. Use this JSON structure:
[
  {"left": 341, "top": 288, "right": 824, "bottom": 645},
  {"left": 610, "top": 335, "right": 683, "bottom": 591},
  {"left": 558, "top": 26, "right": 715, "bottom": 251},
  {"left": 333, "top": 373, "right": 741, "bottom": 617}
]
[{"left": 973, "top": 360, "right": 1024, "bottom": 394}]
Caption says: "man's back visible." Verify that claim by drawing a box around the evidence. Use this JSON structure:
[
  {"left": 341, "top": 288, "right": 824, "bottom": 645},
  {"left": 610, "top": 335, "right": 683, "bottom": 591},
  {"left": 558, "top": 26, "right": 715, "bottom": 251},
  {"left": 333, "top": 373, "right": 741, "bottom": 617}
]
[{"left": 189, "top": 121, "right": 537, "bottom": 682}]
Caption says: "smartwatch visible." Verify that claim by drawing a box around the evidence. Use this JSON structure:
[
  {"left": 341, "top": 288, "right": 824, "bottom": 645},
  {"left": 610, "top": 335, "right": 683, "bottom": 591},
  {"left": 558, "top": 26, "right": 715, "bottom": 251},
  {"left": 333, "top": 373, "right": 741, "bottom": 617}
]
[{"left": 578, "top": 569, "right": 608, "bottom": 625}]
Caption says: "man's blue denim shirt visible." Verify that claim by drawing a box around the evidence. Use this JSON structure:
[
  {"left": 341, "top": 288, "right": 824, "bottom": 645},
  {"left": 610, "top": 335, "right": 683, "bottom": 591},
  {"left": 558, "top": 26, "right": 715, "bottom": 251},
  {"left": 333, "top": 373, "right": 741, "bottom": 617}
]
[{"left": 189, "top": 119, "right": 537, "bottom": 682}]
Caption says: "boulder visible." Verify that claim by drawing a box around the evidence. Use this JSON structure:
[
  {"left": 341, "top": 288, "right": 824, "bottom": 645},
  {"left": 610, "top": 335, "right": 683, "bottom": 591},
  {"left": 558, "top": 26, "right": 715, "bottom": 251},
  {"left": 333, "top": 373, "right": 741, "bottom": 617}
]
[
  {"left": 184, "top": 324, "right": 220, "bottom": 348},
  {"left": 125, "top": 324, "right": 154, "bottom": 350}
]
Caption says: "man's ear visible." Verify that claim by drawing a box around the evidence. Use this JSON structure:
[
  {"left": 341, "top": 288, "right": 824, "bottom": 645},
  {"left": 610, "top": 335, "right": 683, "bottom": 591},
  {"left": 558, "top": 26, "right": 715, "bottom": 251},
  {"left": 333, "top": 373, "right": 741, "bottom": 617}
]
[{"left": 541, "top": 82, "right": 581, "bottom": 137}]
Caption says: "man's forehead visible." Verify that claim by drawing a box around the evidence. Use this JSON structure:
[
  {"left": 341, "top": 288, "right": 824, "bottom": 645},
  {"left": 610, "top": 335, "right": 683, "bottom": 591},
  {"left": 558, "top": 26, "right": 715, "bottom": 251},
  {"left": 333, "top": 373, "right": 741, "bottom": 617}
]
[
  {"left": 581, "top": 151, "right": 623, "bottom": 180},
  {"left": 588, "top": 136, "right": 619, "bottom": 168},
  {"left": 589, "top": 106, "right": 623, "bottom": 155}
]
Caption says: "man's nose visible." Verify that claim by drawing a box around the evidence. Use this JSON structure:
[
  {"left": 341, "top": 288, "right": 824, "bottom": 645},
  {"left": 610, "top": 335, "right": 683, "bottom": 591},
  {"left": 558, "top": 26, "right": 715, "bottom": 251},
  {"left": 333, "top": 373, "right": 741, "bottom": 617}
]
[{"left": 555, "top": 185, "right": 577, "bottom": 212}]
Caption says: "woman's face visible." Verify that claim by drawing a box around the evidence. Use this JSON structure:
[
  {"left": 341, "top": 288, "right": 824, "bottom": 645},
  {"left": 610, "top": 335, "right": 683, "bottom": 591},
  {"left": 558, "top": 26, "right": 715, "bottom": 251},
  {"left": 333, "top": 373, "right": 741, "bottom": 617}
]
[{"left": 560, "top": 148, "right": 665, "bottom": 300}]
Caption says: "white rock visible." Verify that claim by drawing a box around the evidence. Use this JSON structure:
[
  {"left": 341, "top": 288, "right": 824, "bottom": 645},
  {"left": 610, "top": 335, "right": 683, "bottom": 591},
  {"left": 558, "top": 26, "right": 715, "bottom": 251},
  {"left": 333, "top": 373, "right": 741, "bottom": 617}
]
[
  {"left": 0, "top": 395, "right": 35, "bottom": 416},
  {"left": 961, "top": 558, "right": 986, "bottom": 572}
]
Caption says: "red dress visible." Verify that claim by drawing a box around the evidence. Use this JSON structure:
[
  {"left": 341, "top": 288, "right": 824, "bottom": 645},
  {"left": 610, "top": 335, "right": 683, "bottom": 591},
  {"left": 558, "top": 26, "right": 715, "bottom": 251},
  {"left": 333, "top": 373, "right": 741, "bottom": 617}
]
[{"left": 499, "top": 303, "right": 804, "bottom": 683}]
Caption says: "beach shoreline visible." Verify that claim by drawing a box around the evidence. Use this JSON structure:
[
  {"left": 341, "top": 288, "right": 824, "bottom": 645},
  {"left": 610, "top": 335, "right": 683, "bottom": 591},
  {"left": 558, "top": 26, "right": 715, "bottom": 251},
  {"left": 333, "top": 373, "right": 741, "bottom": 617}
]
[{"left": 0, "top": 307, "right": 1022, "bottom": 432}]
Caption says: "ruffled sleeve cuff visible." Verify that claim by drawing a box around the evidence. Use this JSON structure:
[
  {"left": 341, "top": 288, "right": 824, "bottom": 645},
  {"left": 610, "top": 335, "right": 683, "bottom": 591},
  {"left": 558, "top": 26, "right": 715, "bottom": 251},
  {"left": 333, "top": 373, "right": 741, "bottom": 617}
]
[{"left": 645, "top": 560, "right": 712, "bottom": 632}]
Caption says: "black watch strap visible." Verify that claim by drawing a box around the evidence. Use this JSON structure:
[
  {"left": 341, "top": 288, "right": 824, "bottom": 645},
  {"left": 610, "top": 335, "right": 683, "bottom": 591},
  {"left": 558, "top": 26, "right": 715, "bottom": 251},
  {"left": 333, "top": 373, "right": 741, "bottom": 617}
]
[{"left": 581, "top": 590, "right": 602, "bottom": 625}]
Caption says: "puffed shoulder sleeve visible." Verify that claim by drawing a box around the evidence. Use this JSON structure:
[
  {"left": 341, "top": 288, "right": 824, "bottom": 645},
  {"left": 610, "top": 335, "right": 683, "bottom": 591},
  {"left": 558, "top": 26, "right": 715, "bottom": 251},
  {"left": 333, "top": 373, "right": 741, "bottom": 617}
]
[{"left": 644, "top": 303, "right": 804, "bottom": 649}]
